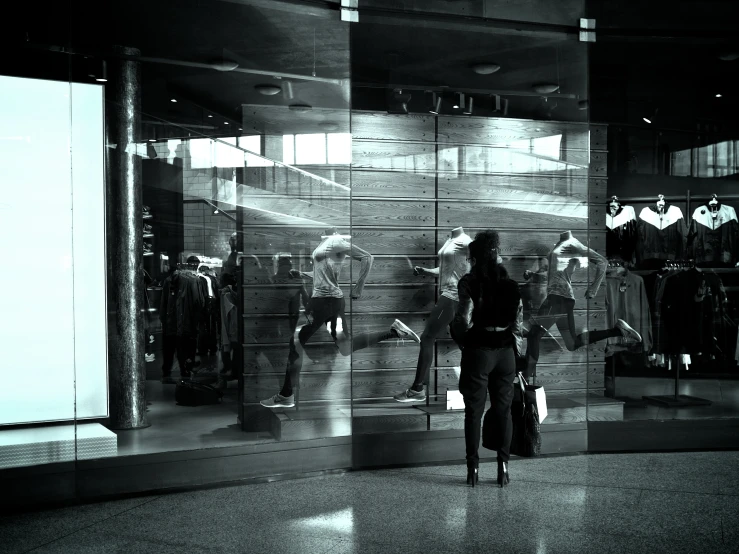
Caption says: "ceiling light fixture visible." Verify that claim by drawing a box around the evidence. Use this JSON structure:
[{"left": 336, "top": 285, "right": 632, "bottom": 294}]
[
  {"left": 492, "top": 94, "right": 508, "bottom": 115},
  {"left": 471, "top": 63, "right": 501, "bottom": 75},
  {"left": 289, "top": 103, "right": 312, "bottom": 113},
  {"left": 213, "top": 209, "right": 220, "bottom": 215},
  {"left": 718, "top": 51, "right": 739, "bottom": 61},
  {"left": 453, "top": 92, "right": 465, "bottom": 109},
  {"left": 463, "top": 96, "right": 474, "bottom": 115},
  {"left": 643, "top": 117, "right": 652, "bottom": 124},
  {"left": 716, "top": 93, "right": 723, "bottom": 98},
  {"left": 320, "top": 122, "right": 339, "bottom": 132},
  {"left": 95, "top": 61, "right": 108, "bottom": 82},
  {"left": 207, "top": 114, "right": 213, "bottom": 118},
  {"left": 255, "top": 84, "right": 282, "bottom": 96},
  {"left": 210, "top": 59, "right": 239, "bottom": 72},
  {"left": 533, "top": 83, "right": 560, "bottom": 94},
  {"left": 170, "top": 98, "right": 177, "bottom": 103},
  {"left": 224, "top": 122, "right": 229, "bottom": 125},
  {"left": 284, "top": 81, "right": 294, "bottom": 100}
]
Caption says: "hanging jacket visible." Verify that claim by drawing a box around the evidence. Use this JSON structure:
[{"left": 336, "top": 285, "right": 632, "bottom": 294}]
[
  {"left": 661, "top": 268, "right": 716, "bottom": 355},
  {"left": 636, "top": 204, "right": 688, "bottom": 265},
  {"left": 160, "top": 270, "right": 205, "bottom": 337},
  {"left": 605, "top": 270, "right": 652, "bottom": 354},
  {"left": 688, "top": 203, "right": 739, "bottom": 267},
  {"left": 606, "top": 205, "right": 637, "bottom": 263}
]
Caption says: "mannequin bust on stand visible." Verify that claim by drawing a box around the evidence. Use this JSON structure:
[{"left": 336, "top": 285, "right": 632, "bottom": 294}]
[
  {"left": 689, "top": 193, "right": 739, "bottom": 267},
  {"left": 606, "top": 195, "right": 637, "bottom": 264},
  {"left": 394, "top": 226, "right": 472, "bottom": 403}
]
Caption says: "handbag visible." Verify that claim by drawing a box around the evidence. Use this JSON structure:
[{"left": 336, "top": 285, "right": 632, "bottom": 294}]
[{"left": 510, "top": 372, "right": 544, "bottom": 458}]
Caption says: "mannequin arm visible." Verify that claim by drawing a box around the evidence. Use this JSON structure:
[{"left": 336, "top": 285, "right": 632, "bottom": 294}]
[
  {"left": 415, "top": 266, "right": 440, "bottom": 276},
  {"left": 350, "top": 244, "right": 374, "bottom": 298}
]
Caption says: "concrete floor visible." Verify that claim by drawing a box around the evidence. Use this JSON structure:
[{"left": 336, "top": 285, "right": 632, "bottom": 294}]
[{"left": 1, "top": 451, "right": 737, "bottom": 553}]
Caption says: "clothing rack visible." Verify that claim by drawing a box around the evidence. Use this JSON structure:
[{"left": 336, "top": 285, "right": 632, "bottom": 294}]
[{"left": 605, "top": 190, "right": 739, "bottom": 407}]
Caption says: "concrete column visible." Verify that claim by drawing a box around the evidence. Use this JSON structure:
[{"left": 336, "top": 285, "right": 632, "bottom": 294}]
[{"left": 105, "top": 45, "right": 149, "bottom": 429}]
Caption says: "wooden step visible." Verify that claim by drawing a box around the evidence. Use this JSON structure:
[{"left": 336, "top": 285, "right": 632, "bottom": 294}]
[{"left": 243, "top": 394, "right": 624, "bottom": 441}]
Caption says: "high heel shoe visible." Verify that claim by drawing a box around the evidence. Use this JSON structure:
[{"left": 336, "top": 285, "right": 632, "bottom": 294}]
[
  {"left": 467, "top": 467, "right": 479, "bottom": 487},
  {"left": 497, "top": 461, "right": 510, "bottom": 488}
]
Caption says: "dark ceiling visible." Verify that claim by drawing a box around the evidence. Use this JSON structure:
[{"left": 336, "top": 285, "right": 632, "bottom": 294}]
[{"left": 1, "top": 0, "right": 738, "bottom": 140}]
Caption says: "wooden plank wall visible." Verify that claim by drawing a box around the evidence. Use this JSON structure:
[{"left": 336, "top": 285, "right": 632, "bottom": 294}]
[{"left": 241, "top": 113, "right": 607, "bottom": 421}]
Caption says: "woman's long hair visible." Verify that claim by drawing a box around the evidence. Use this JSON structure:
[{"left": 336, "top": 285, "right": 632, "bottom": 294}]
[{"left": 469, "top": 230, "right": 508, "bottom": 284}]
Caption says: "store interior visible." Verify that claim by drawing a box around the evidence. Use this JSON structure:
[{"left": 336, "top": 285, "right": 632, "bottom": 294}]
[{"left": 1, "top": 0, "right": 738, "bottom": 471}]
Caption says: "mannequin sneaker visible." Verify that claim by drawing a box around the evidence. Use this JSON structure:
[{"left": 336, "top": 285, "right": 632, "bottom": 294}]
[
  {"left": 261, "top": 393, "right": 295, "bottom": 408},
  {"left": 391, "top": 319, "right": 420, "bottom": 343},
  {"left": 394, "top": 386, "right": 426, "bottom": 403},
  {"left": 616, "top": 319, "right": 642, "bottom": 343},
  {"left": 145, "top": 353, "right": 155, "bottom": 363}
]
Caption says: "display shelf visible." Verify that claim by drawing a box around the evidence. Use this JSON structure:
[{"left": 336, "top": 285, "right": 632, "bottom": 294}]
[
  {"left": 143, "top": 252, "right": 154, "bottom": 257},
  {"left": 143, "top": 233, "right": 154, "bottom": 239},
  {"left": 143, "top": 214, "right": 153, "bottom": 220}
]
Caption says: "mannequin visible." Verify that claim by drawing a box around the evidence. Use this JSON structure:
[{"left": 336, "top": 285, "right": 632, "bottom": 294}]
[
  {"left": 688, "top": 194, "right": 739, "bottom": 267},
  {"left": 222, "top": 232, "right": 241, "bottom": 280},
  {"left": 636, "top": 194, "right": 688, "bottom": 268},
  {"left": 394, "top": 226, "right": 472, "bottom": 403},
  {"left": 524, "top": 231, "right": 642, "bottom": 381},
  {"left": 605, "top": 196, "right": 637, "bottom": 263},
  {"left": 261, "top": 228, "right": 420, "bottom": 408}
]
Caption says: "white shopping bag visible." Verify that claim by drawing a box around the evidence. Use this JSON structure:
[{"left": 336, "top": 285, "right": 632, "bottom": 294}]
[
  {"left": 535, "top": 385, "right": 548, "bottom": 423},
  {"left": 446, "top": 389, "right": 464, "bottom": 410}
]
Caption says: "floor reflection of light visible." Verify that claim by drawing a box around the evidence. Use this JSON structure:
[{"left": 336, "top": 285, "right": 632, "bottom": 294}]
[
  {"left": 445, "top": 505, "right": 467, "bottom": 530},
  {"left": 296, "top": 507, "right": 353, "bottom": 536}
]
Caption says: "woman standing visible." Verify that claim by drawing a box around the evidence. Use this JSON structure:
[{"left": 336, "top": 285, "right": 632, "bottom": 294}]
[{"left": 451, "top": 230, "right": 523, "bottom": 488}]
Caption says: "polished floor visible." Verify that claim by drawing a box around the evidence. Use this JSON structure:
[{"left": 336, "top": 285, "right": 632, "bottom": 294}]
[
  {"left": 2, "top": 451, "right": 738, "bottom": 553},
  {"left": 614, "top": 377, "right": 739, "bottom": 421}
]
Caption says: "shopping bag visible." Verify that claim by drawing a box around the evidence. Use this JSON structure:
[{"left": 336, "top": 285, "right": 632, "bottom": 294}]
[{"left": 510, "top": 372, "right": 542, "bottom": 457}]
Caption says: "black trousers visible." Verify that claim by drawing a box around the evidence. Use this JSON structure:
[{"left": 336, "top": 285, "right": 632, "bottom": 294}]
[
  {"left": 459, "top": 346, "right": 516, "bottom": 468},
  {"left": 162, "top": 334, "right": 197, "bottom": 377}
]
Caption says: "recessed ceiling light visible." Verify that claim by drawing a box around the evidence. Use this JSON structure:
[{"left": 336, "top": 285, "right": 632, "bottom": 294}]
[
  {"left": 716, "top": 93, "right": 723, "bottom": 98},
  {"left": 207, "top": 114, "right": 213, "bottom": 118},
  {"left": 95, "top": 78, "right": 107, "bottom": 83},
  {"left": 471, "top": 63, "right": 501, "bottom": 75},
  {"left": 170, "top": 98, "right": 177, "bottom": 103},
  {"left": 289, "top": 103, "right": 312, "bottom": 113},
  {"left": 320, "top": 122, "right": 339, "bottom": 131},
  {"left": 239, "top": 127, "right": 243, "bottom": 131},
  {"left": 210, "top": 59, "right": 239, "bottom": 72},
  {"left": 643, "top": 117, "right": 652, "bottom": 124},
  {"left": 255, "top": 84, "right": 282, "bottom": 96},
  {"left": 224, "top": 122, "right": 229, "bottom": 125},
  {"left": 533, "top": 83, "right": 560, "bottom": 94},
  {"left": 718, "top": 52, "right": 739, "bottom": 61},
  {"left": 148, "top": 139, "right": 156, "bottom": 142}
]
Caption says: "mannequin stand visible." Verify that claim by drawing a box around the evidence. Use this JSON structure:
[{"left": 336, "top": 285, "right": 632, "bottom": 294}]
[{"left": 643, "top": 357, "right": 712, "bottom": 407}]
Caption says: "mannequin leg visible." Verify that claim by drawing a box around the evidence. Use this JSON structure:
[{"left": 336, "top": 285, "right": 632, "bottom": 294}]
[{"left": 412, "top": 296, "right": 457, "bottom": 390}]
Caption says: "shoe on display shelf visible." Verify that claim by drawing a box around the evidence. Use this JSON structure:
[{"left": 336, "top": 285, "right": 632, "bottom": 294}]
[
  {"left": 391, "top": 319, "right": 420, "bottom": 343},
  {"left": 615, "top": 319, "right": 642, "bottom": 343},
  {"left": 145, "top": 353, "right": 155, "bottom": 363},
  {"left": 393, "top": 386, "right": 426, "bottom": 403},
  {"left": 260, "top": 393, "right": 295, "bottom": 408},
  {"left": 143, "top": 242, "right": 153, "bottom": 253}
]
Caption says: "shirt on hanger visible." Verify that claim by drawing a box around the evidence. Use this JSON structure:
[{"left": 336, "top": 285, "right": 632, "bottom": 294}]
[
  {"left": 636, "top": 204, "right": 688, "bottom": 265},
  {"left": 688, "top": 203, "right": 739, "bottom": 266},
  {"left": 606, "top": 205, "right": 637, "bottom": 262},
  {"left": 605, "top": 270, "right": 653, "bottom": 354}
]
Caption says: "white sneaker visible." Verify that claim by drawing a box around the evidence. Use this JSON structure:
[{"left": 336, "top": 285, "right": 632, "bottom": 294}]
[
  {"left": 260, "top": 393, "right": 295, "bottom": 408},
  {"left": 616, "top": 319, "right": 642, "bottom": 343},
  {"left": 391, "top": 319, "right": 420, "bottom": 343},
  {"left": 145, "top": 353, "right": 155, "bottom": 363},
  {"left": 393, "top": 387, "right": 426, "bottom": 403}
]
